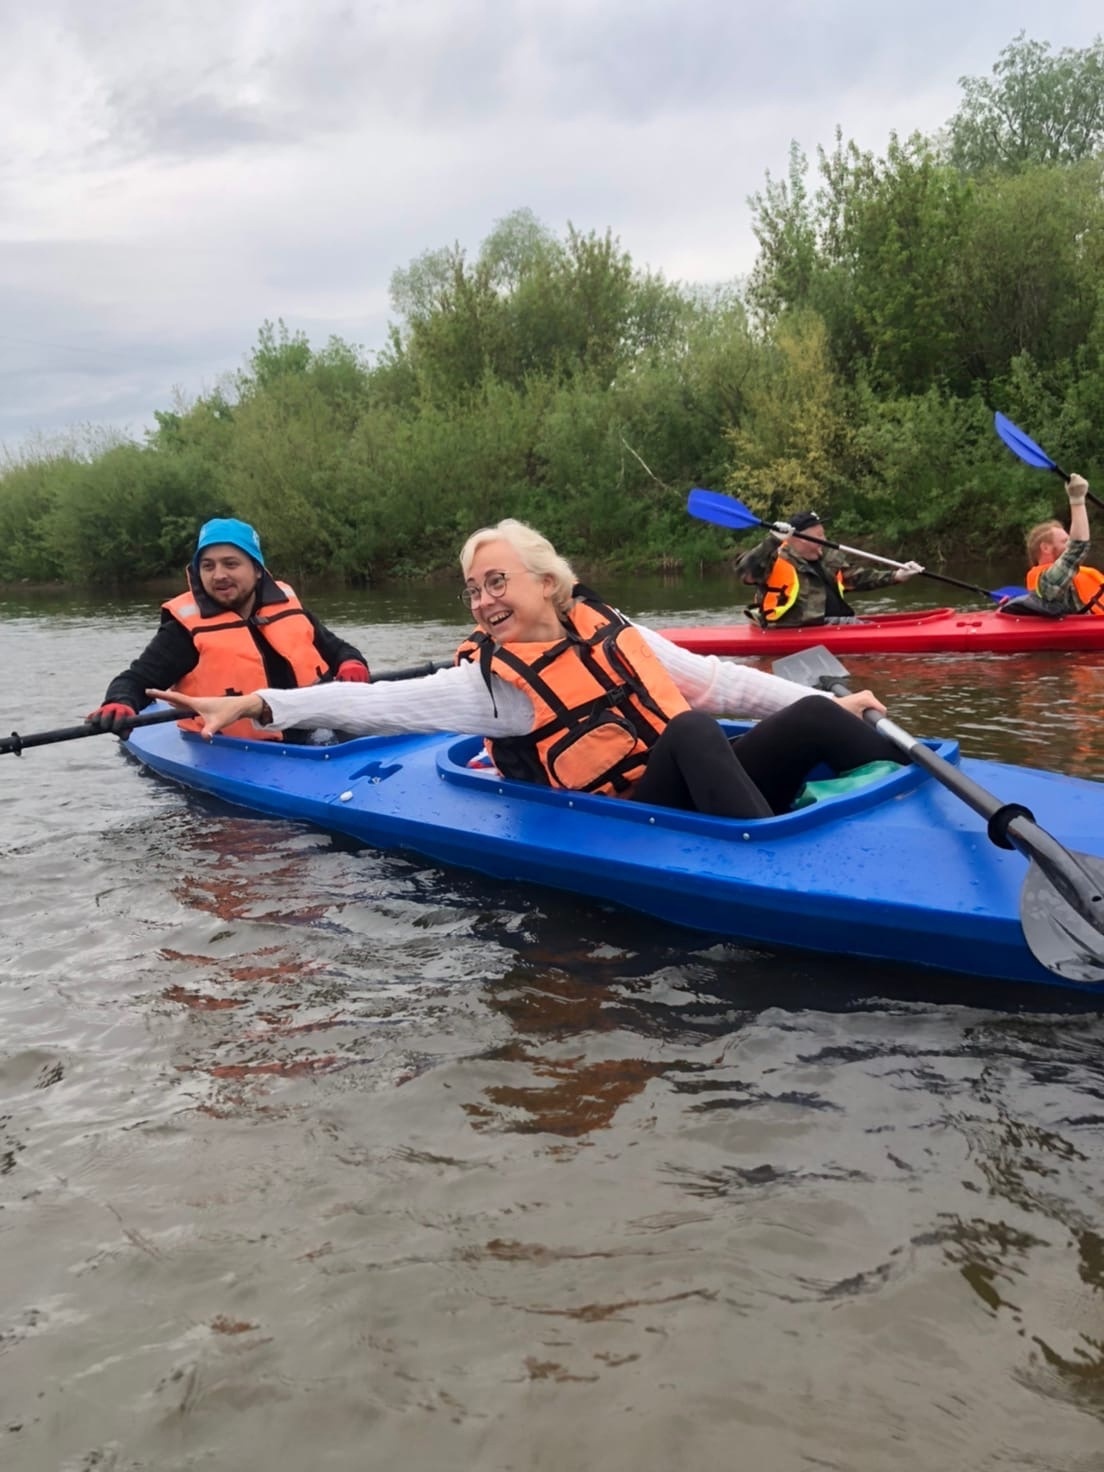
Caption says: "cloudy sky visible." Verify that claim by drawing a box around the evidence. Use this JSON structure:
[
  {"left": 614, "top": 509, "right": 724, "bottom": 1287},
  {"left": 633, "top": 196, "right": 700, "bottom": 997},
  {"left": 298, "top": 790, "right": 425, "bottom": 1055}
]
[{"left": 2, "top": 0, "right": 1099, "bottom": 453}]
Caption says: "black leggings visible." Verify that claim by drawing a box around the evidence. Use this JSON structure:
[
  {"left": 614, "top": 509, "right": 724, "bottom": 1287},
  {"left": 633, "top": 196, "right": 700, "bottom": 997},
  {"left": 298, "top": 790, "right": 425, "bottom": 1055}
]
[{"left": 630, "top": 701, "right": 902, "bottom": 820}]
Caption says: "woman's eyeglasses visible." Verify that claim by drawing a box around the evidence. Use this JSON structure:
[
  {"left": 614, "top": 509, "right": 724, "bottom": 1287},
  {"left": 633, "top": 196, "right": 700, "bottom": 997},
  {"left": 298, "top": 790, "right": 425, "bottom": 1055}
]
[{"left": 460, "top": 571, "right": 509, "bottom": 607}]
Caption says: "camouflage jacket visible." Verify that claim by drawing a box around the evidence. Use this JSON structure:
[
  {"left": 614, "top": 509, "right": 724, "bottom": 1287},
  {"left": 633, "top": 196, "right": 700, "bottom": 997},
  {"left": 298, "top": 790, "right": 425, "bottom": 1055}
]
[{"left": 735, "top": 535, "right": 902, "bottom": 627}]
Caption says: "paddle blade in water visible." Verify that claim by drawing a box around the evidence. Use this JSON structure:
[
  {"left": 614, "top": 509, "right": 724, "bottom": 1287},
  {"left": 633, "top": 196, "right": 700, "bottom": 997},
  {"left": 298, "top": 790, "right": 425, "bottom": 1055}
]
[
  {"left": 1019, "top": 851, "right": 1104, "bottom": 984},
  {"left": 994, "top": 412, "right": 1061, "bottom": 474},
  {"left": 687, "top": 488, "right": 763, "bottom": 533}
]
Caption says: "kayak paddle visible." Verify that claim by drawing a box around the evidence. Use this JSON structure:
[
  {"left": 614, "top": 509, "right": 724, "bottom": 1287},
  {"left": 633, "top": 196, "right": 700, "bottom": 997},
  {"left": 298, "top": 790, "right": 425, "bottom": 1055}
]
[
  {"left": 772, "top": 644, "right": 1104, "bottom": 985},
  {"left": 994, "top": 411, "right": 1104, "bottom": 512},
  {"left": 688, "top": 488, "right": 1025, "bottom": 603},
  {"left": 371, "top": 660, "right": 449, "bottom": 683},
  {"left": 1, "top": 659, "right": 451, "bottom": 757},
  {"left": 1, "top": 707, "right": 181, "bottom": 756}
]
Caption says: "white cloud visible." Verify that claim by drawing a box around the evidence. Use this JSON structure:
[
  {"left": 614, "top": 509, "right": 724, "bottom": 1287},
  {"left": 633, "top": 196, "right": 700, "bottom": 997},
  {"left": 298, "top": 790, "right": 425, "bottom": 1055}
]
[{"left": 1, "top": 0, "right": 1100, "bottom": 448}]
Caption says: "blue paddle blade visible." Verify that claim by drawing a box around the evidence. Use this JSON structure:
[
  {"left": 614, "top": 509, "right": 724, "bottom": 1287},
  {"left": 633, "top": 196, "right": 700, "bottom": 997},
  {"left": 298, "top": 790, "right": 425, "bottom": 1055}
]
[
  {"left": 994, "top": 412, "right": 1060, "bottom": 474},
  {"left": 687, "top": 487, "right": 764, "bottom": 532},
  {"left": 992, "top": 585, "right": 1029, "bottom": 601}
]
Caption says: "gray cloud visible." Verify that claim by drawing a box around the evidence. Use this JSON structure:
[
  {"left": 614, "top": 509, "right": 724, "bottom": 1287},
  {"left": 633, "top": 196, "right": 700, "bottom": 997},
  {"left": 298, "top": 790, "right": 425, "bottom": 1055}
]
[
  {"left": 101, "top": 89, "right": 292, "bottom": 161},
  {"left": 2, "top": 0, "right": 1102, "bottom": 449}
]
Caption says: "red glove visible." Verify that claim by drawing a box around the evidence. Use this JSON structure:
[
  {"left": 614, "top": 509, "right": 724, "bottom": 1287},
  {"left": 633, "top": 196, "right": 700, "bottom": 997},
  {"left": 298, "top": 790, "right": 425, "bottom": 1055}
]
[
  {"left": 335, "top": 661, "right": 370, "bottom": 683},
  {"left": 85, "top": 702, "right": 138, "bottom": 733}
]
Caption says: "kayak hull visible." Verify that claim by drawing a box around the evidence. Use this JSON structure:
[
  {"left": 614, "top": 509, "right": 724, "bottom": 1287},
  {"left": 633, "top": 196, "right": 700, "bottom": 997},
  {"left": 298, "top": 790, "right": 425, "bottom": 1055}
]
[
  {"left": 661, "top": 607, "right": 1104, "bottom": 656},
  {"left": 124, "top": 715, "right": 1104, "bottom": 993}
]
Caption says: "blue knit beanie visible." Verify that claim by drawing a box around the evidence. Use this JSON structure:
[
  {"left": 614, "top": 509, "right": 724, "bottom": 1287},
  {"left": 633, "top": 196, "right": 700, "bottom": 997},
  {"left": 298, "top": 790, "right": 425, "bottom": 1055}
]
[{"left": 193, "top": 518, "right": 265, "bottom": 567}]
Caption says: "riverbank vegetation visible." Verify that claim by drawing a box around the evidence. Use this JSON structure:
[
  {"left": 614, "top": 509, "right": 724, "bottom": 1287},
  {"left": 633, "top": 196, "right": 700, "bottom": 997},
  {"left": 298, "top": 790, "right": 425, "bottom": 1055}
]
[{"left": 3, "top": 32, "right": 1103, "bottom": 587}]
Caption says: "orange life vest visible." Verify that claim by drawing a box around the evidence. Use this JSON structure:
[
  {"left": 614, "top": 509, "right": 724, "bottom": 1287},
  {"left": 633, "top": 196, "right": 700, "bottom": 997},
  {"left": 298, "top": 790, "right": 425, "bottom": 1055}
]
[
  {"left": 758, "top": 555, "right": 850, "bottom": 623},
  {"left": 164, "top": 583, "right": 327, "bottom": 739},
  {"left": 1025, "top": 563, "right": 1104, "bottom": 615},
  {"left": 455, "top": 590, "right": 690, "bottom": 796}
]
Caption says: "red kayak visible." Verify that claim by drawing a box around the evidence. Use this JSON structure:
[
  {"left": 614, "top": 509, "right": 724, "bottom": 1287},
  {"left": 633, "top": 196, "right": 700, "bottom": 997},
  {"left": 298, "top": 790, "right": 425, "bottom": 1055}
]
[{"left": 660, "top": 606, "right": 1104, "bottom": 657}]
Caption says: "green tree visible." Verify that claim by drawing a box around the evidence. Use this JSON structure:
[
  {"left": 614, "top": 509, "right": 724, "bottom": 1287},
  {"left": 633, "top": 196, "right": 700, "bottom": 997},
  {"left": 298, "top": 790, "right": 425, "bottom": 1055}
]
[
  {"left": 37, "top": 444, "right": 211, "bottom": 584},
  {"left": 725, "top": 312, "right": 858, "bottom": 520},
  {"left": 387, "top": 213, "right": 687, "bottom": 399},
  {"left": 952, "top": 161, "right": 1104, "bottom": 386},
  {"left": 389, "top": 244, "right": 507, "bottom": 401},
  {"left": 0, "top": 454, "right": 74, "bottom": 581},
  {"left": 746, "top": 141, "right": 819, "bottom": 325},
  {"left": 948, "top": 32, "right": 1104, "bottom": 173}
]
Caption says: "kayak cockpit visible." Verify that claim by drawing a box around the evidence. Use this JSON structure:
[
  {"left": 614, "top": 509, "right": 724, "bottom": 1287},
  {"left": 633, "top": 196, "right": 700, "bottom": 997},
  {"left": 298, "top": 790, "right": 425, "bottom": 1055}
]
[{"left": 434, "top": 728, "right": 961, "bottom": 838}]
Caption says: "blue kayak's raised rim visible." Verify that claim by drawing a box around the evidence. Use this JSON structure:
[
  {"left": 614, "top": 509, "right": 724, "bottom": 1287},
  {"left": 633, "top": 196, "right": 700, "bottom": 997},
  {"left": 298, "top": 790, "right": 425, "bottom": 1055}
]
[{"left": 434, "top": 732, "right": 945, "bottom": 839}]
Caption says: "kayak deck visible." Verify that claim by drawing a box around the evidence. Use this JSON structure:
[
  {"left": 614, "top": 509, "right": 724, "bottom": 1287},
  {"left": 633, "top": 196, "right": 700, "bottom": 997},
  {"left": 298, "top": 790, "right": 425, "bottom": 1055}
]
[
  {"left": 661, "top": 606, "right": 1104, "bottom": 656},
  {"left": 124, "top": 715, "right": 1104, "bottom": 992}
]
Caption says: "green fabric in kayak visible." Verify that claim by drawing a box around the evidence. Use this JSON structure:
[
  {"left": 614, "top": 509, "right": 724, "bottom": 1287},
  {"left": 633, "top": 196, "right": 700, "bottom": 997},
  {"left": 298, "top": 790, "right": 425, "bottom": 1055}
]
[{"left": 793, "top": 760, "right": 901, "bottom": 810}]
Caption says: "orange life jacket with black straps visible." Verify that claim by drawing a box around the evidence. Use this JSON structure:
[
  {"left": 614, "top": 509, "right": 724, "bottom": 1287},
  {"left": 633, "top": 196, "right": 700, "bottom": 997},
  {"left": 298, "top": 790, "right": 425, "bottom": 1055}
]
[
  {"left": 758, "top": 554, "right": 851, "bottom": 623},
  {"left": 1025, "top": 563, "right": 1104, "bottom": 615},
  {"left": 455, "top": 589, "right": 690, "bottom": 796},
  {"left": 164, "top": 583, "right": 327, "bottom": 739}
]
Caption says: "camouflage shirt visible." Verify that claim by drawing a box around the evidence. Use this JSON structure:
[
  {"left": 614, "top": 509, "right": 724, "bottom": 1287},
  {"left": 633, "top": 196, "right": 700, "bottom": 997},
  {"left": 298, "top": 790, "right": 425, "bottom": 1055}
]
[{"left": 735, "top": 536, "right": 902, "bottom": 627}]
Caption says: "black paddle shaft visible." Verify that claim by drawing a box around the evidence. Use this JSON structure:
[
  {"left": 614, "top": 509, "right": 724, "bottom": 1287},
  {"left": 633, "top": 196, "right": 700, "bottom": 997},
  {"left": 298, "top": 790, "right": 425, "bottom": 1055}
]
[
  {"left": 1, "top": 660, "right": 452, "bottom": 756},
  {"left": 836, "top": 684, "right": 1104, "bottom": 942},
  {"left": 1, "top": 708, "right": 181, "bottom": 756},
  {"left": 773, "top": 643, "right": 1104, "bottom": 981},
  {"left": 1043, "top": 460, "right": 1104, "bottom": 515},
  {"left": 792, "top": 537, "right": 1000, "bottom": 599}
]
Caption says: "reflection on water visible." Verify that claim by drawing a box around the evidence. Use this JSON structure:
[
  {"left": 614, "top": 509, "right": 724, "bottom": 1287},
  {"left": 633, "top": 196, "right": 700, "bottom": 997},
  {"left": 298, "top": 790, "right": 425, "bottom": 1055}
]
[
  {"left": 3, "top": 590, "right": 1104, "bottom": 1470},
  {"left": 466, "top": 962, "right": 678, "bottom": 1139},
  {"left": 849, "top": 651, "right": 1104, "bottom": 776}
]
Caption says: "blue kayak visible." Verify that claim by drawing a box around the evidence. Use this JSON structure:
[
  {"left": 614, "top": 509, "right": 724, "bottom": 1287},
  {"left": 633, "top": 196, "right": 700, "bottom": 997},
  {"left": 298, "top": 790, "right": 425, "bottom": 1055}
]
[{"left": 124, "top": 713, "right": 1104, "bottom": 993}]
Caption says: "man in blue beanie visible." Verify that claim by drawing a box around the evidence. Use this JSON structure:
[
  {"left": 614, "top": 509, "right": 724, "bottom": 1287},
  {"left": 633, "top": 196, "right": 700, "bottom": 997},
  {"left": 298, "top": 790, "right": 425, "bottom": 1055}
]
[{"left": 86, "top": 518, "right": 371, "bottom": 741}]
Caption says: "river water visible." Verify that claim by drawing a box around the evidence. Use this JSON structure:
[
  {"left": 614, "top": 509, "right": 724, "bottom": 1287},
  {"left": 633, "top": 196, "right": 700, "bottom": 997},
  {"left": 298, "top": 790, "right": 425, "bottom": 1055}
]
[{"left": 2, "top": 575, "right": 1103, "bottom": 1472}]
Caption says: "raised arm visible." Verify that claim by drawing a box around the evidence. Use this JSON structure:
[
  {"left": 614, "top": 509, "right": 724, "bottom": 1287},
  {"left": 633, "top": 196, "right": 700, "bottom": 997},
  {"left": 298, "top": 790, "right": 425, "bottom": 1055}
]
[
  {"left": 1067, "top": 473, "right": 1090, "bottom": 545},
  {"left": 734, "top": 534, "right": 783, "bottom": 585}
]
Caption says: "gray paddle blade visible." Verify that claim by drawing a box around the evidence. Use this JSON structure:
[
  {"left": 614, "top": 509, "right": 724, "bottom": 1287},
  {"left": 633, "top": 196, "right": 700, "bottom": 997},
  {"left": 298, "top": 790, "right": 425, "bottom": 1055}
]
[
  {"left": 771, "top": 645, "right": 850, "bottom": 690},
  {"left": 1019, "top": 852, "right": 1104, "bottom": 985}
]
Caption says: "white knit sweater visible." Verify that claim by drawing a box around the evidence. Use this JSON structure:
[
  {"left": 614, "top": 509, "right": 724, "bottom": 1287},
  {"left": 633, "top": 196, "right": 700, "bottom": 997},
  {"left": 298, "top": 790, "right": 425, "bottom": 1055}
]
[{"left": 261, "top": 623, "right": 825, "bottom": 737}]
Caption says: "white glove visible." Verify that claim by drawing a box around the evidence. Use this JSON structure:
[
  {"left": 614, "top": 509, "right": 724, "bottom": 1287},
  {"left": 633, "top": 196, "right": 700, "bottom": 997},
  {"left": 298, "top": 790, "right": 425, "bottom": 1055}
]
[
  {"left": 770, "top": 521, "right": 793, "bottom": 542},
  {"left": 893, "top": 561, "right": 924, "bottom": 582},
  {"left": 1067, "top": 474, "right": 1089, "bottom": 507}
]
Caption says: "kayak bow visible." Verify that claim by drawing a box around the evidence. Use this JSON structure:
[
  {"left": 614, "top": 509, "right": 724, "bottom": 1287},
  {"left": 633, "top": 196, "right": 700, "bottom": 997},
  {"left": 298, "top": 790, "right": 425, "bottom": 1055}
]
[{"left": 661, "top": 607, "right": 1104, "bottom": 657}]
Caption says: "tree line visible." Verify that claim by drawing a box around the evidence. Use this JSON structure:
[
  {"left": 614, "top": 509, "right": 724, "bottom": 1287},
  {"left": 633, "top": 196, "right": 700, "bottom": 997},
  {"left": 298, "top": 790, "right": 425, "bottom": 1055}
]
[{"left": 2, "top": 31, "right": 1103, "bottom": 589}]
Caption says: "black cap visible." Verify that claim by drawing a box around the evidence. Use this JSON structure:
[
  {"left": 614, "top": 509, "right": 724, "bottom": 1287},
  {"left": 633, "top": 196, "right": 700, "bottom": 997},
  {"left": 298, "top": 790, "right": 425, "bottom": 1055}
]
[{"left": 789, "top": 511, "right": 825, "bottom": 534}]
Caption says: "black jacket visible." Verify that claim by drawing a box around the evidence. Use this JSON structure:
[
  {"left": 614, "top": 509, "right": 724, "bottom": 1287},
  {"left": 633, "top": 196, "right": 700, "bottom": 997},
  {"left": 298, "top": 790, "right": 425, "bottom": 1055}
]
[{"left": 101, "top": 568, "right": 369, "bottom": 712}]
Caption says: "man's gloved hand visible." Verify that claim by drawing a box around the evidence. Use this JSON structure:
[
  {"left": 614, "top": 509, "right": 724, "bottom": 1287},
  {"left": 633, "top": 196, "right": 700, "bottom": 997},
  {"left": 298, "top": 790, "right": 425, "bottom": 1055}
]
[
  {"left": 770, "top": 522, "right": 793, "bottom": 543},
  {"left": 85, "top": 702, "right": 137, "bottom": 733},
  {"left": 335, "top": 661, "right": 370, "bottom": 683},
  {"left": 893, "top": 561, "right": 924, "bottom": 583},
  {"left": 1067, "top": 473, "right": 1089, "bottom": 507}
]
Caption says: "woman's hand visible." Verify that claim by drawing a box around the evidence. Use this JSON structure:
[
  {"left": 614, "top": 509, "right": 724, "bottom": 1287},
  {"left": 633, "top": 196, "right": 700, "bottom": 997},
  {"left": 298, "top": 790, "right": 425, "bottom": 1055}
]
[
  {"left": 146, "top": 688, "right": 266, "bottom": 739},
  {"left": 834, "top": 689, "right": 886, "bottom": 720}
]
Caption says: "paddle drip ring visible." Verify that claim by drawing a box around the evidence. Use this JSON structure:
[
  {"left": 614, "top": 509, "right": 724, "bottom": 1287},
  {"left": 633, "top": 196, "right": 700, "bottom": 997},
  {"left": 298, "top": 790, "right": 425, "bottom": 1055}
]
[
  {"left": 987, "top": 802, "right": 1035, "bottom": 850},
  {"left": 8, "top": 730, "right": 22, "bottom": 757}
]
